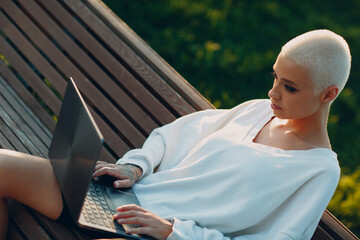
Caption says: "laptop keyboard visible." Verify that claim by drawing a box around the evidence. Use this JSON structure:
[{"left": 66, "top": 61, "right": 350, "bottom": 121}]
[{"left": 81, "top": 181, "right": 118, "bottom": 230}]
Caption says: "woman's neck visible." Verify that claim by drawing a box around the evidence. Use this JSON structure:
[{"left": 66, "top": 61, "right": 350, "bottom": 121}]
[{"left": 276, "top": 105, "right": 331, "bottom": 149}]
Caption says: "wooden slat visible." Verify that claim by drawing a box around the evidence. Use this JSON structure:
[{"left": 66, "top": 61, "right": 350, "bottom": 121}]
[
  {"left": 98, "top": 146, "right": 117, "bottom": 163},
  {"left": 86, "top": 0, "right": 214, "bottom": 112},
  {"left": 31, "top": 211, "right": 80, "bottom": 240},
  {"left": 88, "top": 106, "right": 131, "bottom": 159},
  {"left": 0, "top": 55, "right": 56, "bottom": 133},
  {"left": 0, "top": 0, "right": 143, "bottom": 153},
  {"left": 0, "top": 117, "right": 30, "bottom": 154},
  {"left": 11, "top": 0, "right": 147, "bottom": 147},
  {"left": 0, "top": 15, "right": 62, "bottom": 115},
  {"left": 0, "top": 130, "right": 15, "bottom": 150},
  {"left": 0, "top": 75, "right": 49, "bottom": 156},
  {"left": 7, "top": 220, "right": 26, "bottom": 240},
  {"left": 15, "top": 0, "right": 157, "bottom": 136},
  {"left": 64, "top": 0, "right": 197, "bottom": 116},
  {"left": 319, "top": 210, "right": 359, "bottom": 240},
  {"left": 312, "top": 225, "right": 335, "bottom": 240},
  {"left": 0, "top": 12, "right": 129, "bottom": 158},
  {"left": 8, "top": 201, "right": 52, "bottom": 239},
  {"left": 0, "top": 105, "right": 45, "bottom": 156},
  {"left": 0, "top": 2, "right": 67, "bottom": 95},
  {"left": 0, "top": 76, "right": 52, "bottom": 148},
  {"left": 38, "top": 0, "right": 177, "bottom": 126},
  {"left": 0, "top": 96, "right": 47, "bottom": 157},
  {"left": 0, "top": 0, "right": 131, "bottom": 156},
  {"left": 0, "top": 76, "right": 50, "bottom": 156}
]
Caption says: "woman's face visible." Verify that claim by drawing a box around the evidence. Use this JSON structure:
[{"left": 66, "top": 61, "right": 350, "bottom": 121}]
[{"left": 268, "top": 54, "right": 322, "bottom": 120}]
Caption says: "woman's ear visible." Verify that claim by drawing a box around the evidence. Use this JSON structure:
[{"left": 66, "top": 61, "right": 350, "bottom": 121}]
[{"left": 322, "top": 85, "right": 339, "bottom": 103}]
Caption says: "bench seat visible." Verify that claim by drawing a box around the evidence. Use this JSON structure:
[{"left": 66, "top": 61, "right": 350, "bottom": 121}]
[{"left": 0, "top": 0, "right": 357, "bottom": 239}]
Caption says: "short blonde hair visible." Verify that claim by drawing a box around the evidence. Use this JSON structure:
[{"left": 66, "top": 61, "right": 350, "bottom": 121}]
[{"left": 280, "top": 29, "right": 351, "bottom": 95}]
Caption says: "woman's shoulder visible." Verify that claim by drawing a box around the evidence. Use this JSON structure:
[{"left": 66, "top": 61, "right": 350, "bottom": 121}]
[{"left": 301, "top": 148, "right": 340, "bottom": 176}]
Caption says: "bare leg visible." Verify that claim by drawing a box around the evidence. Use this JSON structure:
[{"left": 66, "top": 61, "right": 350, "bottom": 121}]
[{"left": 0, "top": 149, "right": 63, "bottom": 239}]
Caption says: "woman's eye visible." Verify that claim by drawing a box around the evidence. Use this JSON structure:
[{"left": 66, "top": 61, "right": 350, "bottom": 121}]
[
  {"left": 285, "top": 84, "right": 298, "bottom": 93},
  {"left": 271, "top": 71, "right": 277, "bottom": 79},
  {"left": 271, "top": 71, "right": 298, "bottom": 92}
]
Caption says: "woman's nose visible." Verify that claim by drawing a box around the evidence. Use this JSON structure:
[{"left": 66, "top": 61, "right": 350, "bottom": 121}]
[{"left": 268, "top": 84, "right": 280, "bottom": 99}]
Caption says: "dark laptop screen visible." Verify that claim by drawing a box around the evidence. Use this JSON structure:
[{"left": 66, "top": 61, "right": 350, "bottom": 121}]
[{"left": 49, "top": 78, "right": 103, "bottom": 221}]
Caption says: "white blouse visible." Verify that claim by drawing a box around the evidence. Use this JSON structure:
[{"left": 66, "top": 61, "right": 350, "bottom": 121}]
[{"left": 117, "top": 99, "right": 340, "bottom": 240}]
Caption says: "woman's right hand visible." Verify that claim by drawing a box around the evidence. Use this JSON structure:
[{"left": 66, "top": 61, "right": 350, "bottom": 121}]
[{"left": 92, "top": 161, "right": 143, "bottom": 188}]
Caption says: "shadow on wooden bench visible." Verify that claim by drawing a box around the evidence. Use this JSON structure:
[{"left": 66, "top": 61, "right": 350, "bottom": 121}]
[{"left": 0, "top": 0, "right": 358, "bottom": 239}]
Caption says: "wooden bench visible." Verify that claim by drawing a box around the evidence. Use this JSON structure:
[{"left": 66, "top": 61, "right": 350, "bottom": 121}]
[{"left": 0, "top": 0, "right": 358, "bottom": 239}]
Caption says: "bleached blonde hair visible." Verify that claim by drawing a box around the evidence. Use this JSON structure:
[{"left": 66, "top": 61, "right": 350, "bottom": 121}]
[{"left": 280, "top": 29, "right": 351, "bottom": 95}]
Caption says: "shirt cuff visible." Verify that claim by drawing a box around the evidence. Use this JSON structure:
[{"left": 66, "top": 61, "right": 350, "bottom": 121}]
[
  {"left": 167, "top": 218, "right": 191, "bottom": 240},
  {"left": 116, "top": 156, "right": 150, "bottom": 179}
]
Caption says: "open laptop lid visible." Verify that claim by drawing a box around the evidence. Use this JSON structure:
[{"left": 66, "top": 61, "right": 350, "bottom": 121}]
[{"left": 49, "top": 77, "right": 104, "bottom": 222}]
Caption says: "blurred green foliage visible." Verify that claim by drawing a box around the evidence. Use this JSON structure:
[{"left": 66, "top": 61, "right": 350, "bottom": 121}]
[
  {"left": 328, "top": 168, "right": 360, "bottom": 234},
  {"left": 103, "top": 0, "right": 360, "bottom": 236}
]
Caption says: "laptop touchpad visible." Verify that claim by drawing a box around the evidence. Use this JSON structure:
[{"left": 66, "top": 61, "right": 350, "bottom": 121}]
[{"left": 105, "top": 187, "right": 140, "bottom": 208}]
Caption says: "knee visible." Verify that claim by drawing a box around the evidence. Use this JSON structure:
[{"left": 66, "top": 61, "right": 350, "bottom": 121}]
[
  {"left": 0, "top": 149, "right": 14, "bottom": 170},
  {"left": 0, "top": 148, "right": 9, "bottom": 173},
  {"left": 0, "top": 148, "right": 13, "bottom": 158}
]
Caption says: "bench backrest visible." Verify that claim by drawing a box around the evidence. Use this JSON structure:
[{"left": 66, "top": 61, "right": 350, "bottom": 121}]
[
  {"left": 0, "top": 0, "right": 357, "bottom": 239},
  {"left": 0, "top": 0, "right": 213, "bottom": 162}
]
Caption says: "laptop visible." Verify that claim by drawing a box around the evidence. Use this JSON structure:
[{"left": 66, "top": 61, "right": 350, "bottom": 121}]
[{"left": 48, "top": 77, "right": 147, "bottom": 239}]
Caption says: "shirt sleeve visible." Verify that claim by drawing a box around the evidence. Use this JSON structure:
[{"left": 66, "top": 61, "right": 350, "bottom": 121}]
[
  {"left": 116, "top": 132, "right": 165, "bottom": 178},
  {"left": 269, "top": 161, "right": 340, "bottom": 240},
  {"left": 117, "top": 100, "right": 258, "bottom": 177},
  {"left": 275, "top": 163, "right": 341, "bottom": 239}
]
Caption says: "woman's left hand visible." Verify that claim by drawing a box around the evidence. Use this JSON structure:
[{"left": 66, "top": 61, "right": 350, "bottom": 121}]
[{"left": 113, "top": 204, "right": 173, "bottom": 240}]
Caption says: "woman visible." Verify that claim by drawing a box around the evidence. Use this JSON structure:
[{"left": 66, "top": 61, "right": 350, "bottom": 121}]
[{"left": 0, "top": 29, "right": 351, "bottom": 240}]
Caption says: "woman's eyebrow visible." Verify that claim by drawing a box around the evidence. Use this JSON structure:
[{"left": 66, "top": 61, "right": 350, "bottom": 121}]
[
  {"left": 273, "top": 69, "right": 298, "bottom": 87},
  {"left": 282, "top": 78, "right": 298, "bottom": 87}
]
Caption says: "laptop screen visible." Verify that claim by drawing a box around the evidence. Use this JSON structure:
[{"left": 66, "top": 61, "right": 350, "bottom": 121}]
[{"left": 49, "top": 78, "right": 104, "bottom": 221}]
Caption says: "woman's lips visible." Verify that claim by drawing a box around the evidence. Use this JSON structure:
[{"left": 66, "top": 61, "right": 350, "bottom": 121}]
[{"left": 271, "top": 102, "right": 281, "bottom": 110}]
